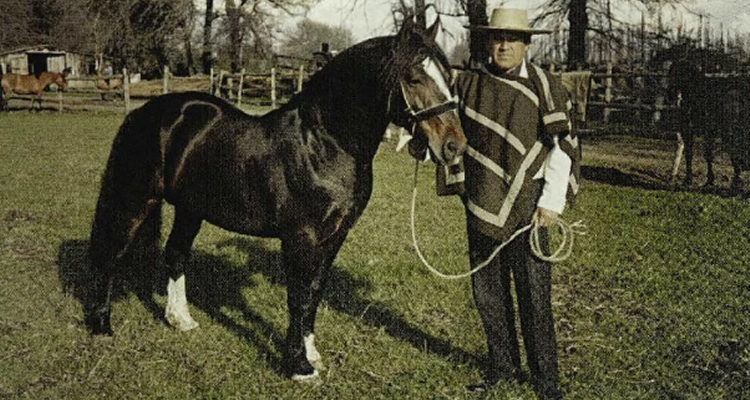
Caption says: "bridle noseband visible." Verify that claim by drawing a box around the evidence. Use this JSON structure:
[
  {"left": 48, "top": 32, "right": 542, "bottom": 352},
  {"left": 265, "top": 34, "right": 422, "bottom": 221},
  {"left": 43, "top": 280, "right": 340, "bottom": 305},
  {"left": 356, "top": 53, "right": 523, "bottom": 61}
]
[{"left": 388, "top": 70, "right": 458, "bottom": 129}]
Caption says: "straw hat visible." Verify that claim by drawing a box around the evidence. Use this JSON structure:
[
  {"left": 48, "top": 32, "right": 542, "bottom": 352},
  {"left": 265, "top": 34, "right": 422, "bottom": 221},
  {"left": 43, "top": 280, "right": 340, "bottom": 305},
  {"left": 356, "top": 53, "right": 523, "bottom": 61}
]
[{"left": 466, "top": 8, "right": 551, "bottom": 34}]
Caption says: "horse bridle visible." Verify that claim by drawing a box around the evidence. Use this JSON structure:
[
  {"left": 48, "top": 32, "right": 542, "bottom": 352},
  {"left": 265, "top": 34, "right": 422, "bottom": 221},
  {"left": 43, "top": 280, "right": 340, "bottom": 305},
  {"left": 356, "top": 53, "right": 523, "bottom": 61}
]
[
  {"left": 389, "top": 69, "right": 458, "bottom": 129},
  {"left": 398, "top": 80, "right": 458, "bottom": 125}
]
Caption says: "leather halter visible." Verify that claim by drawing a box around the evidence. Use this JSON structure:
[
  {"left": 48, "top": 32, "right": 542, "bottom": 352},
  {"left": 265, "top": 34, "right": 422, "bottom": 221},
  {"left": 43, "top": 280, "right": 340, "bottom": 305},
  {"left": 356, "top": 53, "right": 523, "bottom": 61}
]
[{"left": 389, "top": 73, "right": 458, "bottom": 128}]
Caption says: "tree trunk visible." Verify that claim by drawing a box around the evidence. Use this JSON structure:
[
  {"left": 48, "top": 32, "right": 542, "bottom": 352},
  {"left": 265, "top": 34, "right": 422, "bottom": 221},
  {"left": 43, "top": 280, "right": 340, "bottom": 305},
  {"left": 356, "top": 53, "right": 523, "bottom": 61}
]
[
  {"left": 184, "top": 34, "right": 195, "bottom": 75},
  {"left": 568, "top": 0, "right": 588, "bottom": 68},
  {"left": 414, "top": 0, "right": 426, "bottom": 30},
  {"left": 226, "top": 0, "right": 243, "bottom": 73},
  {"left": 201, "top": 0, "right": 214, "bottom": 74},
  {"left": 466, "top": 0, "right": 488, "bottom": 69}
]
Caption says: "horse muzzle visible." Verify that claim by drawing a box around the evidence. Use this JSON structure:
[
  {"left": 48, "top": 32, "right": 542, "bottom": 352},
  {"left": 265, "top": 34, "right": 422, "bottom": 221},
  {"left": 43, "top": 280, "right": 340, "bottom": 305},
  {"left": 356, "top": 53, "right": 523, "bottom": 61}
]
[{"left": 440, "top": 134, "right": 466, "bottom": 164}]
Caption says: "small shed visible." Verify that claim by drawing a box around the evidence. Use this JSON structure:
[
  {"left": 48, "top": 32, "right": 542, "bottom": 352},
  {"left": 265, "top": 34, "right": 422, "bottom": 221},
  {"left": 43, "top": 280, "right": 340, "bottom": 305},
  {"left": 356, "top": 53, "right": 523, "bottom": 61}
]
[{"left": 0, "top": 45, "right": 88, "bottom": 77}]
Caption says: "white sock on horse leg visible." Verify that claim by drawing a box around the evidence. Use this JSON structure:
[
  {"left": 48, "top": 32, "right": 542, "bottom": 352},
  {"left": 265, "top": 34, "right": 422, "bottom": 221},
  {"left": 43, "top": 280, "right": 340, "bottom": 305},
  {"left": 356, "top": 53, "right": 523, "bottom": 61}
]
[
  {"left": 304, "top": 333, "right": 321, "bottom": 363},
  {"left": 290, "top": 334, "right": 324, "bottom": 381},
  {"left": 165, "top": 275, "right": 199, "bottom": 331}
]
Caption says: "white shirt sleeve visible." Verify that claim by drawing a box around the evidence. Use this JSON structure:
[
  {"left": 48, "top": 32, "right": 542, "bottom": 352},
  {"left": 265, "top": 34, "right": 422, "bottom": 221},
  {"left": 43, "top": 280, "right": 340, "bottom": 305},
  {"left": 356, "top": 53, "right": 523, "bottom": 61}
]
[{"left": 535, "top": 136, "right": 572, "bottom": 214}]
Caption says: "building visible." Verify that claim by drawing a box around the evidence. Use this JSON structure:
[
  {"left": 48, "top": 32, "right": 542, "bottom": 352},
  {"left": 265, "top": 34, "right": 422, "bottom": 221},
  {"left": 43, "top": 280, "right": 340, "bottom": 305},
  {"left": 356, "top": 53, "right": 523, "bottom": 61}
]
[{"left": 0, "top": 45, "right": 89, "bottom": 77}]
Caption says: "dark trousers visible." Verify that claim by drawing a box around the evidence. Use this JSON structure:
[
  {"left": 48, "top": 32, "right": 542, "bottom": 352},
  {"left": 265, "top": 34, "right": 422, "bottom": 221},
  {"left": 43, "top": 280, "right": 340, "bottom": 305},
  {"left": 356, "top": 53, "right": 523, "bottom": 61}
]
[{"left": 467, "top": 221, "right": 561, "bottom": 398}]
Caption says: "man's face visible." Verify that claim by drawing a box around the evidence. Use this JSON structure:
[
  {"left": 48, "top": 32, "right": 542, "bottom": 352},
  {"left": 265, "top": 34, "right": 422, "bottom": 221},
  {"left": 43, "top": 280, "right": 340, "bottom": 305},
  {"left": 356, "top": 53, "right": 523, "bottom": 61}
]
[{"left": 487, "top": 31, "right": 530, "bottom": 72}]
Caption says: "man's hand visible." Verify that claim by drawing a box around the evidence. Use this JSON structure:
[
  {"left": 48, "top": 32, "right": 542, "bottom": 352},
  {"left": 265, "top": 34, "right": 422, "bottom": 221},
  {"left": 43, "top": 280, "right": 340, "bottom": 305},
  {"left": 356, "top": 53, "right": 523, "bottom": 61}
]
[{"left": 533, "top": 207, "right": 559, "bottom": 228}]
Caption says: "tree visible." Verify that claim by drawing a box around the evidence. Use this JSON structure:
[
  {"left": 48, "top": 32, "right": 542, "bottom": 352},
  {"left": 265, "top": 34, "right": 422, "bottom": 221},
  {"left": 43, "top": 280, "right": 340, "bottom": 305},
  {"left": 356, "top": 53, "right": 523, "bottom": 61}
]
[
  {"left": 463, "top": 0, "right": 488, "bottom": 68},
  {"left": 221, "top": 0, "right": 314, "bottom": 73},
  {"left": 536, "top": 0, "right": 687, "bottom": 68},
  {"left": 0, "top": 0, "right": 36, "bottom": 51},
  {"left": 202, "top": 0, "right": 215, "bottom": 74},
  {"left": 279, "top": 19, "right": 355, "bottom": 60},
  {"left": 567, "top": 0, "right": 587, "bottom": 66}
]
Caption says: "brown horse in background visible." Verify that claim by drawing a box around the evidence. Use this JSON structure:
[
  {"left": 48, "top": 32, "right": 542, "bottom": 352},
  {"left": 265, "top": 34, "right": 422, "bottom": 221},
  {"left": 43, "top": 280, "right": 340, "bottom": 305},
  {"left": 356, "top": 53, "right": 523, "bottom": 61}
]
[
  {"left": 1, "top": 67, "right": 71, "bottom": 111},
  {"left": 95, "top": 76, "right": 123, "bottom": 101}
]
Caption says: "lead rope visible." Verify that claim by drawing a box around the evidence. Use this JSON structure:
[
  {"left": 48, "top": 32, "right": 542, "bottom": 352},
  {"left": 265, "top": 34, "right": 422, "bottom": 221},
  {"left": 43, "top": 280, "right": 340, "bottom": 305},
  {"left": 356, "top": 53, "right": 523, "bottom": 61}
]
[{"left": 409, "top": 161, "right": 585, "bottom": 280}]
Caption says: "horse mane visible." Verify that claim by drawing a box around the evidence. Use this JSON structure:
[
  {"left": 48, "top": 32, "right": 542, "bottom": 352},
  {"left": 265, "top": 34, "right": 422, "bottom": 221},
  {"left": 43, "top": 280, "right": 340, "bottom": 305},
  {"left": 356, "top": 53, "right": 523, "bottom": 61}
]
[{"left": 283, "top": 27, "right": 451, "bottom": 133}]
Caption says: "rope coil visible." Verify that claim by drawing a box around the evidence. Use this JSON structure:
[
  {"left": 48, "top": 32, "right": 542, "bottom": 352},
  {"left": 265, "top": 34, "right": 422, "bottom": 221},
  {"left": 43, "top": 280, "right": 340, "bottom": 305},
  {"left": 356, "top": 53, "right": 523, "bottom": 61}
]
[{"left": 410, "top": 161, "right": 585, "bottom": 280}]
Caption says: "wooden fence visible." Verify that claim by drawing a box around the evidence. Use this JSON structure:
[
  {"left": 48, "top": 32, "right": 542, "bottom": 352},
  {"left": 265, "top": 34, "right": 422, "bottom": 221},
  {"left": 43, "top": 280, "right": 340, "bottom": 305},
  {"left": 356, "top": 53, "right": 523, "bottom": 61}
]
[
  {"left": 8, "top": 61, "right": 741, "bottom": 140},
  {"left": 3, "top": 65, "right": 310, "bottom": 114}
]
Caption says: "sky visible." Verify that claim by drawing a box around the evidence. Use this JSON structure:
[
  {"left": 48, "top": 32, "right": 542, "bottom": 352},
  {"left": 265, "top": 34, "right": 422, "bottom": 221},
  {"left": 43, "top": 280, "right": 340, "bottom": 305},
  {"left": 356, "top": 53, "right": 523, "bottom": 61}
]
[{"left": 305, "top": 0, "right": 750, "bottom": 45}]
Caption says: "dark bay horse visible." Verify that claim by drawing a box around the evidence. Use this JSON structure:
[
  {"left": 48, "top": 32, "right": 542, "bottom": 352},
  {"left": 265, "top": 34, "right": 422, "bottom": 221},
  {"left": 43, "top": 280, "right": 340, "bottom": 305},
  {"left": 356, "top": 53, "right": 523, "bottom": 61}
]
[
  {"left": 1, "top": 67, "right": 71, "bottom": 111},
  {"left": 86, "top": 18, "right": 466, "bottom": 381},
  {"left": 666, "top": 49, "right": 750, "bottom": 192}
]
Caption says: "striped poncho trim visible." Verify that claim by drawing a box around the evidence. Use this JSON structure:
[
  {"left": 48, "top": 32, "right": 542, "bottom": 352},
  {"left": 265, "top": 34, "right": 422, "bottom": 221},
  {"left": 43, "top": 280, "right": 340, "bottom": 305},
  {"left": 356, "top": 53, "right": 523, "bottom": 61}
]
[{"left": 442, "top": 63, "right": 581, "bottom": 242}]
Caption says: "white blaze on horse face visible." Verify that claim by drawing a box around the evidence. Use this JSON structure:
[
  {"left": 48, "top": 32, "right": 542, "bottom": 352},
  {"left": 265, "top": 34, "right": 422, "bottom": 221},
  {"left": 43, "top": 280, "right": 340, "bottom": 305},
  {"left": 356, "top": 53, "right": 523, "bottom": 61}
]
[
  {"left": 420, "top": 57, "right": 458, "bottom": 163},
  {"left": 165, "top": 275, "right": 199, "bottom": 331},
  {"left": 421, "top": 57, "right": 453, "bottom": 101}
]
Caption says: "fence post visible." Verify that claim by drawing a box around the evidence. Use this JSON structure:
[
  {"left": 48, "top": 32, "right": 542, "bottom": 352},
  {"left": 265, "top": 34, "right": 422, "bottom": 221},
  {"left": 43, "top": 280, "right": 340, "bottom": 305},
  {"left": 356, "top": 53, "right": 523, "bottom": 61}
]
[
  {"left": 634, "top": 73, "right": 643, "bottom": 123},
  {"left": 163, "top": 66, "right": 169, "bottom": 94},
  {"left": 209, "top": 67, "right": 214, "bottom": 94},
  {"left": 123, "top": 68, "right": 131, "bottom": 113},
  {"left": 271, "top": 67, "right": 277, "bottom": 108},
  {"left": 215, "top": 70, "right": 224, "bottom": 97},
  {"left": 57, "top": 90, "right": 63, "bottom": 113},
  {"left": 603, "top": 62, "right": 613, "bottom": 123},
  {"left": 237, "top": 68, "right": 245, "bottom": 106},
  {"left": 297, "top": 65, "right": 304, "bottom": 93}
]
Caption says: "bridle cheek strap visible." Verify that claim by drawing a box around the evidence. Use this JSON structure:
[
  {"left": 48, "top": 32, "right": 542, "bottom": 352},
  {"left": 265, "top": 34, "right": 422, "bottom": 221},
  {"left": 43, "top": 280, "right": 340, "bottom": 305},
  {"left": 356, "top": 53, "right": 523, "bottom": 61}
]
[{"left": 390, "top": 80, "right": 459, "bottom": 127}]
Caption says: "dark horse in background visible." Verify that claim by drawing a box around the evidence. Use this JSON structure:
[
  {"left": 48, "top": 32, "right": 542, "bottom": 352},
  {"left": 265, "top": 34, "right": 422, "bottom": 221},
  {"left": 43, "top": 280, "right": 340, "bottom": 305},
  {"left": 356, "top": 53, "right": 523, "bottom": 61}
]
[
  {"left": 662, "top": 44, "right": 750, "bottom": 192},
  {"left": 86, "top": 18, "right": 466, "bottom": 381},
  {"left": 0, "top": 67, "right": 71, "bottom": 111}
]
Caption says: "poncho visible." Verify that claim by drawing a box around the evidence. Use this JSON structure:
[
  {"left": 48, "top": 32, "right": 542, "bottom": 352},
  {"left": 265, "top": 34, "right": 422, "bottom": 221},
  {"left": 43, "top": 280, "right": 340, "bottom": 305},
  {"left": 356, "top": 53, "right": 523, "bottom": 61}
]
[{"left": 440, "top": 63, "right": 581, "bottom": 242}]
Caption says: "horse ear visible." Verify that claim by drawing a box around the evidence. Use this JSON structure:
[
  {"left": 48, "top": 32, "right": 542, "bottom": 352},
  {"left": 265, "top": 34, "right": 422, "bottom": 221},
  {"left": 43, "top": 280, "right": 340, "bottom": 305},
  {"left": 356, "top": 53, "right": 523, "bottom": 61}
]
[
  {"left": 398, "top": 15, "right": 417, "bottom": 42},
  {"left": 425, "top": 16, "right": 441, "bottom": 42}
]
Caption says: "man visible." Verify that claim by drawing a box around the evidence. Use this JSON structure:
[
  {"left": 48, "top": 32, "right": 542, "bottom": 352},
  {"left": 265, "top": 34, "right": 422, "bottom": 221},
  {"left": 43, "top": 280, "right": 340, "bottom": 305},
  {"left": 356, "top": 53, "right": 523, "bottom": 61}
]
[{"left": 442, "top": 7, "right": 581, "bottom": 400}]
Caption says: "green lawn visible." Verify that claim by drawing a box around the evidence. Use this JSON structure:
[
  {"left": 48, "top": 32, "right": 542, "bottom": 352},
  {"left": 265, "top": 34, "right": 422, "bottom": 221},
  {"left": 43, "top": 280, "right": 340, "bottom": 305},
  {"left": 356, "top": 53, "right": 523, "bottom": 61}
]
[{"left": 0, "top": 110, "right": 748, "bottom": 399}]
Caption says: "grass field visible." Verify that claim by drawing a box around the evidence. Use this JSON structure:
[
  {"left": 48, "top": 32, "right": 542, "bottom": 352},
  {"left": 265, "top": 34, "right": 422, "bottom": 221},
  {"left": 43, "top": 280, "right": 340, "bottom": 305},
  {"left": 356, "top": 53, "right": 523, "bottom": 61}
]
[{"left": 0, "top": 110, "right": 748, "bottom": 399}]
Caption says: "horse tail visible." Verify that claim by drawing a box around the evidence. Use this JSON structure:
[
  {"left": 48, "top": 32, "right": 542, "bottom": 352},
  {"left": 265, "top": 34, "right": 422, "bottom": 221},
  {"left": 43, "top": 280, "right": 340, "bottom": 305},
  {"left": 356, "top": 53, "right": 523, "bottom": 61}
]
[
  {"left": 90, "top": 105, "right": 166, "bottom": 265},
  {"left": 87, "top": 105, "right": 165, "bottom": 334}
]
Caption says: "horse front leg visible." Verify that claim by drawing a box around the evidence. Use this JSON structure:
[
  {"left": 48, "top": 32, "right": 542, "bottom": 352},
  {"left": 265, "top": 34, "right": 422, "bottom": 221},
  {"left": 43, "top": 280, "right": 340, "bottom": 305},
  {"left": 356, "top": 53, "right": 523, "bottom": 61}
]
[
  {"left": 281, "top": 232, "right": 346, "bottom": 381},
  {"left": 703, "top": 132, "right": 717, "bottom": 188},
  {"left": 164, "top": 208, "right": 202, "bottom": 331},
  {"left": 85, "top": 255, "right": 115, "bottom": 336},
  {"left": 683, "top": 128, "right": 695, "bottom": 188}
]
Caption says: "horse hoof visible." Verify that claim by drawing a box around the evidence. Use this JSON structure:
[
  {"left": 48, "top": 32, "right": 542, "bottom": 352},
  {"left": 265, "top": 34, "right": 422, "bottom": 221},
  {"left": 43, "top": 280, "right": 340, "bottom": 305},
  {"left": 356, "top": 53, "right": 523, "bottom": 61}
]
[
  {"left": 166, "top": 313, "right": 199, "bottom": 332},
  {"left": 175, "top": 319, "right": 199, "bottom": 332},
  {"left": 291, "top": 369, "right": 319, "bottom": 382},
  {"left": 165, "top": 307, "right": 200, "bottom": 331},
  {"left": 85, "top": 311, "right": 113, "bottom": 336}
]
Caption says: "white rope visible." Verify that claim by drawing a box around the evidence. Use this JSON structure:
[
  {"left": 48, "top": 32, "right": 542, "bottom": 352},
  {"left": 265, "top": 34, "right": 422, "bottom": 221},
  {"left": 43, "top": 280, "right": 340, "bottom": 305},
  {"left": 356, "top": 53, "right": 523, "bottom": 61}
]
[{"left": 409, "top": 161, "right": 585, "bottom": 280}]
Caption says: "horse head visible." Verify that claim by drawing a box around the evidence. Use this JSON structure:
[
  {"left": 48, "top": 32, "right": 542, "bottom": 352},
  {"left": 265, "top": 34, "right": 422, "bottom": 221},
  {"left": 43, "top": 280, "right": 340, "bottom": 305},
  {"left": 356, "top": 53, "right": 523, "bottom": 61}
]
[
  {"left": 51, "top": 67, "right": 72, "bottom": 91},
  {"left": 389, "top": 17, "right": 466, "bottom": 165}
]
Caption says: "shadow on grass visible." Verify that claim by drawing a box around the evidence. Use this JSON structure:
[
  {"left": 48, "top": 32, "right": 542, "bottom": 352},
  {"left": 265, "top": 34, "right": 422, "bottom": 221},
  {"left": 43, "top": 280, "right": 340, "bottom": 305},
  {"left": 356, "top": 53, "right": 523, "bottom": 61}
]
[
  {"left": 581, "top": 165, "right": 669, "bottom": 191},
  {"left": 581, "top": 165, "right": 749, "bottom": 198},
  {"left": 56, "top": 239, "right": 285, "bottom": 375},
  {"left": 57, "top": 237, "right": 479, "bottom": 377}
]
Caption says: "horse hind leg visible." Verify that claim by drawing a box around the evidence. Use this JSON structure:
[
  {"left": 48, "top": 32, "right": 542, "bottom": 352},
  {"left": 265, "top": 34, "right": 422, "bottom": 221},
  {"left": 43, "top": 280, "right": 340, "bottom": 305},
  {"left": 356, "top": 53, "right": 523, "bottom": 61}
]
[
  {"left": 682, "top": 129, "right": 695, "bottom": 188},
  {"left": 163, "top": 208, "right": 202, "bottom": 332},
  {"left": 703, "top": 133, "right": 717, "bottom": 188},
  {"left": 87, "top": 197, "right": 163, "bottom": 336},
  {"left": 282, "top": 232, "right": 347, "bottom": 381},
  {"left": 729, "top": 157, "right": 744, "bottom": 195}
]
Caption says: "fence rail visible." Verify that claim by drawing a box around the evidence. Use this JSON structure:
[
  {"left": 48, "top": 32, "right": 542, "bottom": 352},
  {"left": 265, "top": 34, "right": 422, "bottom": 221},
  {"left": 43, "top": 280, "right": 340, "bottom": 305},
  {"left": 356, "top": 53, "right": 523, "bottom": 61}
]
[
  {"left": 9, "top": 62, "right": 749, "bottom": 135},
  {"left": 3, "top": 65, "right": 311, "bottom": 113}
]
